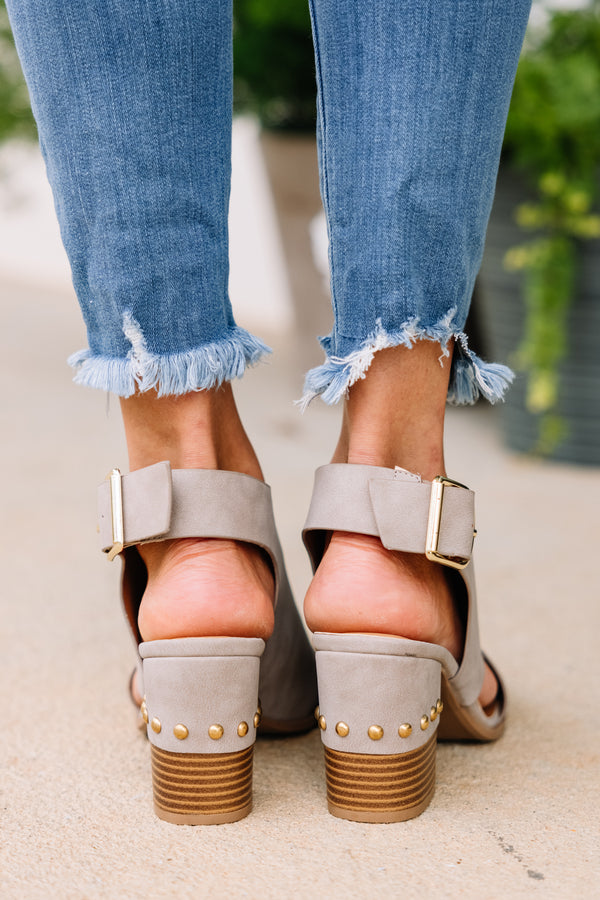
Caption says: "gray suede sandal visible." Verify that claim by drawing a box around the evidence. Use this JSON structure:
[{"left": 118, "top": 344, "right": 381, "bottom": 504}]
[
  {"left": 98, "top": 461, "right": 317, "bottom": 825},
  {"left": 303, "top": 464, "right": 505, "bottom": 824}
]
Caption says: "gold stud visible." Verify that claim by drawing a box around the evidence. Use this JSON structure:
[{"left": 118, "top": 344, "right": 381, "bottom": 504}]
[
  {"left": 314, "top": 706, "right": 320, "bottom": 721},
  {"left": 436, "top": 698, "right": 443, "bottom": 715},
  {"left": 318, "top": 715, "right": 327, "bottom": 731},
  {"left": 208, "top": 724, "right": 224, "bottom": 740},
  {"left": 150, "top": 717, "right": 162, "bottom": 734},
  {"left": 173, "top": 724, "right": 189, "bottom": 741},
  {"left": 420, "top": 715, "right": 429, "bottom": 731},
  {"left": 238, "top": 721, "right": 249, "bottom": 737},
  {"left": 140, "top": 700, "right": 149, "bottom": 725},
  {"left": 430, "top": 706, "right": 438, "bottom": 721},
  {"left": 335, "top": 721, "right": 349, "bottom": 737},
  {"left": 253, "top": 711, "right": 261, "bottom": 729},
  {"left": 257, "top": 699, "right": 263, "bottom": 717},
  {"left": 368, "top": 725, "right": 384, "bottom": 741},
  {"left": 398, "top": 723, "right": 412, "bottom": 738}
]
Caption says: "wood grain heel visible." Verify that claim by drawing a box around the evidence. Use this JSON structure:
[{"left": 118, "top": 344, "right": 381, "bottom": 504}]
[
  {"left": 324, "top": 732, "right": 437, "bottom": 823},
  {"left": 151, "top": 745, "right": 254, "bottom": 825}
]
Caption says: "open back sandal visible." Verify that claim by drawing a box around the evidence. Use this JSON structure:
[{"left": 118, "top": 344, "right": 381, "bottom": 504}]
[
  {"left": 98, "top": 461, "right": 317, "bottom": 824},
  {"left": 303, "top": 464, "right": 505, "bottom": 824}
]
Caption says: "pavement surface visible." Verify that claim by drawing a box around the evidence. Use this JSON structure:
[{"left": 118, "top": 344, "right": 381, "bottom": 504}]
[{"left": 1, "top": 270, "right": 599, "bottom": 900}]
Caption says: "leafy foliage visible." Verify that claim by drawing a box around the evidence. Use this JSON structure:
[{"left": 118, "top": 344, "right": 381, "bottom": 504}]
[
  {"left": 0, "top": 1, "right": 36, "bottom": 142},
  {"left": 233, "top": 0, "right": 316, "bottom": 132},
  {"left": 502, "top": 1, "right": 600, "bottom": 451}
]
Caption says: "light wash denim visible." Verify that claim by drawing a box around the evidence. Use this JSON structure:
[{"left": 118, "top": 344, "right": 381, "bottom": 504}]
[{"left": 7, "top": 0, "right": 531, "bottom": 404}]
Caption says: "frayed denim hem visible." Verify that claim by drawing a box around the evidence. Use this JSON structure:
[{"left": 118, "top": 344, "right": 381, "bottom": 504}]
[
  {"left": 68, "top": 312, "right": 271, "bottom": 398},
  {"left": 299, "top": 310, "right": 514, "bottom": 410}
]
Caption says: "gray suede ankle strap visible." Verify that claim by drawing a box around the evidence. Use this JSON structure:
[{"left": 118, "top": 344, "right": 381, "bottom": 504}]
[
  {"left": 303, "top": 464, "right": 475, "bottom": 571},
  {"left": 97, "top": 461, "right": 283, "bottom": 588}
]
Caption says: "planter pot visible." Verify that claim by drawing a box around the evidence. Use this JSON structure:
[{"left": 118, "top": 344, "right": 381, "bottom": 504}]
[{"left": 478, "top": 170, "right": 600, "bottom": 466}]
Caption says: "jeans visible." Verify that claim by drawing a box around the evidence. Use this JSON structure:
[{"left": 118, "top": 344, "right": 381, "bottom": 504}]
[{"left": 6, "top": 0, "right": 532, "bottom": 404}]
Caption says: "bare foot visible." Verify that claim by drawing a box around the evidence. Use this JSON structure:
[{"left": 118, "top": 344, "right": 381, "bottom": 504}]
[
  {"left": 137, "top": 537, "right": 275, "bottom": 642},
  {"left": 304, "top": 531, "right": 497, "bottom": 709}
]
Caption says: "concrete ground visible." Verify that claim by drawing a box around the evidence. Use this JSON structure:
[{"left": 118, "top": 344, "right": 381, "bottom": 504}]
[{"left": 1, "top": 271, "right": 599, "bottom": 900}]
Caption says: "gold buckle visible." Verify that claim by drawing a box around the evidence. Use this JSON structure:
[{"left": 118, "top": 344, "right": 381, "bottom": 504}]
[
  {"left": 106, "top": 468, "right": 124, "bottom": 561},
  {"left": 425, "top": 475, "right": 474, "bottom": 570}
]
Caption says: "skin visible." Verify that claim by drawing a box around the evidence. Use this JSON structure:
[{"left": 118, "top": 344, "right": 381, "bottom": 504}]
[{"left": 123, "top": 341, "right": 497, "bottom": 709}]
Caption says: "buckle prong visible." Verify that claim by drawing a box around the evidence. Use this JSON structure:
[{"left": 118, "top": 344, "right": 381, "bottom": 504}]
[
  {"left": 106, "top": 468, "right": 124, "bottom": 561},
  {"left": 425, "top": 475, "right": 472, "bottom": 570}
]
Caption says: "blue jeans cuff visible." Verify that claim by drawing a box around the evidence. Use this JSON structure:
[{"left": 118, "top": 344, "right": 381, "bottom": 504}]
[
  {"left": 299, "top": 312, "right": 514, "bottom": 410},
  {"left": 68, "top": 313, "right": 271, "bottom": 398}
]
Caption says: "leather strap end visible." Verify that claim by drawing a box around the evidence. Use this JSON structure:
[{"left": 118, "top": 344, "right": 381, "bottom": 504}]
[
  {"left": 368, "top": 478, "right": 475, "bottom": 562},
  {"left": 98, "top": 460, "right": 173, "bottom": 553}
]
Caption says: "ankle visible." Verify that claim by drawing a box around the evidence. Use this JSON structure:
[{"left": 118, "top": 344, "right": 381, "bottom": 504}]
[
  {"left": 119, "top": 385, "right": 263, "bottom": 479},
  {"left": 343, "top": 445, "right": 446, "bottom": 479},
  {"left": 331, "top": 343, "right": 450, "bottom": 479}
]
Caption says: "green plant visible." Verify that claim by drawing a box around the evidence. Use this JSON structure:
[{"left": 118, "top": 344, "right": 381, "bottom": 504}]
[
  {"left": 233, "top": 0, "right": 316, "bottom": 132},
  {"left": 502, "top": 0, "right": 600, "bottom": 453},
  {"left": 0, "top": 2, "right": 36, "bottom": 142}
]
